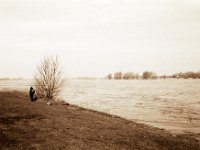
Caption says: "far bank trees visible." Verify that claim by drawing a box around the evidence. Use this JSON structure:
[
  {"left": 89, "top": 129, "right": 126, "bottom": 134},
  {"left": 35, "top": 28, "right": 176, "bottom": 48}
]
[
  {"left": 114, "top": 72, "right": 122, "bottom": 80},
  {"left": 143, "top": 71, "right": 157, "bottom": 80},
  {"left": 106, "top": 72, "right": 140, "bottom": 80},
  {"left": 172, "top": 72, "right": 200, "bottom": 79},
  {"left": 123, "top": 72, "right": 139, "bottom": 80},
  {"left": 106, "top": 74, "right": 113, "bottom": 80},
  {"left": 106, "top": 71, "right": 200, "bottom": 80}
]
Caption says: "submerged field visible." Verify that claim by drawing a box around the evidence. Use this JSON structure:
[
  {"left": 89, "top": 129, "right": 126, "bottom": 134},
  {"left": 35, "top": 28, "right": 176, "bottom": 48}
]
[{"left": 0, "top": 91, "right": 200, "bottom": 149}]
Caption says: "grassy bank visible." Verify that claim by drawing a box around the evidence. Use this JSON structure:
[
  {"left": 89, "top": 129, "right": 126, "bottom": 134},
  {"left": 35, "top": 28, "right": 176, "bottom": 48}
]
[{"left": 0, "top": 91, "right": 199, "bottom": 150}]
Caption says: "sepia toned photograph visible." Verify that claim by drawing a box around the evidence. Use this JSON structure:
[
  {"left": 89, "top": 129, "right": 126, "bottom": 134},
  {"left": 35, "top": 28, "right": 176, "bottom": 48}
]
[{"left": 0, "top": 0, "right": 200, "bottom": 149}]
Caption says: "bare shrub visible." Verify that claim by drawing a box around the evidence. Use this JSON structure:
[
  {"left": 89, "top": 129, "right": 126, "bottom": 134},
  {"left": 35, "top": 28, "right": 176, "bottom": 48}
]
[{"left": 34, "top": 56, "right": 65, "bottom": 101}]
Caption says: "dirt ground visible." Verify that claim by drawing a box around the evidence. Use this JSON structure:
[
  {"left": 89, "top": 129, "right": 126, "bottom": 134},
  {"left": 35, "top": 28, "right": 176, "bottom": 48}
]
[{"left": 0, "top": 91, "right": 199, "bottom": 150}]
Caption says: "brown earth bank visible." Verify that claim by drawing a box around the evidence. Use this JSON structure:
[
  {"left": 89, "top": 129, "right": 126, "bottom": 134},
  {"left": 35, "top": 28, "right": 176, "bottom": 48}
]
[{"left": 0, "top": 91, "right": 200, "bottom": 150}]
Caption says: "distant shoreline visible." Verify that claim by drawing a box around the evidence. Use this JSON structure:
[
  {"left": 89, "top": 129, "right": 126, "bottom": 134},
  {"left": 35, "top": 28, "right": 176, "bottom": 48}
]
[{"left": 1, "top": 77, "right": 200, "bottom": 81}]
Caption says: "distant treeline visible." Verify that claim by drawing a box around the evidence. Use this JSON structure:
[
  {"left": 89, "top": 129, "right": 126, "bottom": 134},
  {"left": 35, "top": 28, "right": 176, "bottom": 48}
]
[
  {"left": 106, "top": 71, "right": 200, "bottom": 80},
  {"left": 0, "top": 77, "right": 24, "bottom": 81}
]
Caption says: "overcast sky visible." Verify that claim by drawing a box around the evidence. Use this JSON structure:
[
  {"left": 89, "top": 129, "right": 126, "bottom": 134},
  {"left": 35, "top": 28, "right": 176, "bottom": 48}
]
[{"left": 0, "top": 0, "right": 200, "bottom": 78}]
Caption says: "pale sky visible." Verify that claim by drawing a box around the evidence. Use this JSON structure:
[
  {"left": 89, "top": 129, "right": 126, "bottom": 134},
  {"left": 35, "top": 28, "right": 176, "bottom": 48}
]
[{"left": 0, "top": 0, "right": 200, "bottom": 78}]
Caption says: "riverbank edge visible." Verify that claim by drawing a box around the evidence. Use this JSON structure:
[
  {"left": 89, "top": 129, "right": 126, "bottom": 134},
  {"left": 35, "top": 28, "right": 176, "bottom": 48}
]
[{"left": 0, "top": 90, "right": 199, "bottom": 149}]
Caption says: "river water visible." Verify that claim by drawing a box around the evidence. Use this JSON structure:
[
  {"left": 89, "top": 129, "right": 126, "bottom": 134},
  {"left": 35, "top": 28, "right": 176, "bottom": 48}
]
[{"left": 1, "top": 79, "right": 200, "bottom": 133}]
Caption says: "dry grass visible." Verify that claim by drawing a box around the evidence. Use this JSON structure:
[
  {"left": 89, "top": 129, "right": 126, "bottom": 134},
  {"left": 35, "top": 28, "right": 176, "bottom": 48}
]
[{"left": 0, "top": 91, "right": 199, "bottom": 150}]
